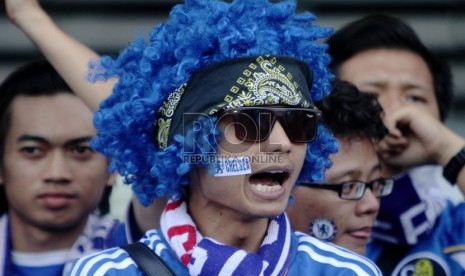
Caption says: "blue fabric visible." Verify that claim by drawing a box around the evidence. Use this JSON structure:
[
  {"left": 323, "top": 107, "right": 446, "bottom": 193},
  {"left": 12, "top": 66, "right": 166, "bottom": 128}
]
[
  {"left": 371, "top": 166, "right": 450, "bottom": 245},
  {"left": 11, "top": 263, "right": 64, "bottom": 276},
  {"left": 367, "top": 165, "right": 462, "bottom": 274},
  {"left": 68, "top": 228, "right": 381, "bottom": 276},
  {"left": 182, "top": 213, "right": 291, "bottom": 275},
  {"left": 388, "top": 202, "right": 465, "bottom": 276},
  {"left": 0, "top": 214, "right": 128, "bottom": 276},
  {"left": 69, "top": 229, "right": 186, "bottom": 276},
  {"left": 373, "top": 172, "right": 428, "bottom": 245},
  {"left": 368, "top": 202, "right": 465, "bottom": 275}
]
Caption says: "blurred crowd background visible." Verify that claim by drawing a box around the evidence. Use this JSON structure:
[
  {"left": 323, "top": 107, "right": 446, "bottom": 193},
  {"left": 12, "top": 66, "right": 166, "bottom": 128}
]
[{"left": 1, "top": 0, "right": 464, "bottom": 137}]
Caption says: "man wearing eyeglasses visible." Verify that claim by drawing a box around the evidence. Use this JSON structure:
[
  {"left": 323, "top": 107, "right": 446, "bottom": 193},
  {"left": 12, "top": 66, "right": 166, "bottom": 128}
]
[
  {"left": 327, "top": 15, "right": 465, "bottom": 275},
  {"left": 287, "top": 80, "right": 391, "bottom": 256}
]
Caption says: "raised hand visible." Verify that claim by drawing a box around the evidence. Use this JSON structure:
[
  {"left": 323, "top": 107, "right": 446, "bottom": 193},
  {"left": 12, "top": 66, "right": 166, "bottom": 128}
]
[
  {"left": 5, "top": 0, "right": 43, "bottom": 26},
  {"left": 5, "top": 0, "right": 114, "bottom": 111},
  {"left": 377, "top": 105, "right": 465, "bottom": 171}
]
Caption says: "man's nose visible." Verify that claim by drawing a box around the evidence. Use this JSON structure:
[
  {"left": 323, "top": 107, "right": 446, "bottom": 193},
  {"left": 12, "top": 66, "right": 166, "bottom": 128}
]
[
  {"left": 262, "top": 121, "right": 292, "bottom": 153},
  {"left": 356, "top": 187, "right": 380, "bottom": 216},
  {"left": 378, "top": 91, "right": 402, "bottom": 116},
  {"left": 43, "top": 150, "right": 72, "bottom": 184}
]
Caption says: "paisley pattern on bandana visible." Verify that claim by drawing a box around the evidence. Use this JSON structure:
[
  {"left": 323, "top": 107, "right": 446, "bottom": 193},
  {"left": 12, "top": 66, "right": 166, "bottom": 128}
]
[
  {"left": 157, "top": 84, "right": 187, "bottom": 149},
  {"left": 156, "top": 55, "right": 313, "bottom": 149},
  {"left": 210, "top": 56, "right": 311, "bottom": 114}
]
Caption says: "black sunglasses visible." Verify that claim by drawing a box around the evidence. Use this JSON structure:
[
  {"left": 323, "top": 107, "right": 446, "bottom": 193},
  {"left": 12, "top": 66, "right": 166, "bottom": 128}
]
[
  {"left": 219, "top": 107, "right": 321, "bottom": 143},
  {"left": 299, "top": 178, "right": 394, "bottom": 200}
]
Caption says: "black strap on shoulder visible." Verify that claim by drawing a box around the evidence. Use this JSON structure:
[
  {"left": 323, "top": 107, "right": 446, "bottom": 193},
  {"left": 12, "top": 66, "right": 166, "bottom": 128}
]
[{"left": 120, "top": 242, "right": 175, "bottom": 276}]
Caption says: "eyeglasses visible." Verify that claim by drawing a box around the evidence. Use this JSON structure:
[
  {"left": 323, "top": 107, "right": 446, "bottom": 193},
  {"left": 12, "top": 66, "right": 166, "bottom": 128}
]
[
  {"left": 299, "top": 178, "right": 394, "bottom": 200},
  {"left": 219, "top": 107, "right": 321, "bottom": 143}
]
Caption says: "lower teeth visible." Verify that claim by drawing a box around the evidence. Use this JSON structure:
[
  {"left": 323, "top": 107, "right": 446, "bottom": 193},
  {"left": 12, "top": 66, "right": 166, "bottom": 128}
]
[{"left": 254, "top": 182, "right": 281, "bottom": 192}]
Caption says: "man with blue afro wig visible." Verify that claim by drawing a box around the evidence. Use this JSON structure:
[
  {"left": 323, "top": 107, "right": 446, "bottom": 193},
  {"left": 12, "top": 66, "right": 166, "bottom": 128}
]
[
  {"left": 7, "top": 0, "right": 382, "bottom": 274},
  {"left": 88, "top": 0, "right": 339, "bottom": 206}
]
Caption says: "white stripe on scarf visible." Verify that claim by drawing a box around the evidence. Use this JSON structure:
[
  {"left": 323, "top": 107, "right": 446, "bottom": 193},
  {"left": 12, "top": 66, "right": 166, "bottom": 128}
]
[{"left": 160, "top": 198, "right": 292, "bottom": 276}]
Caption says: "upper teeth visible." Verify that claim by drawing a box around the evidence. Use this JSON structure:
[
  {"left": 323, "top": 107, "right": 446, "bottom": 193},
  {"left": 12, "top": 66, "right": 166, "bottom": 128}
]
[{"left": 268, "top": 170, "right": 284, "bottom": 174}]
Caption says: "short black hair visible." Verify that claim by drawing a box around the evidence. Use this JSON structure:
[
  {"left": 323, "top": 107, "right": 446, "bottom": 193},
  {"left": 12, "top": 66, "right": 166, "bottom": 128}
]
[
  {"left": 318, "top": 79, "right": 388, "bottom": 141},
  {"left": 0, "top": 59, "right": 73, "bottom": 163},
  {"left": 0, "top": 60, "right": 111, "bottom": 215},
  {"left": 327, "top": 14, "right": 453, "bottom": 121}
]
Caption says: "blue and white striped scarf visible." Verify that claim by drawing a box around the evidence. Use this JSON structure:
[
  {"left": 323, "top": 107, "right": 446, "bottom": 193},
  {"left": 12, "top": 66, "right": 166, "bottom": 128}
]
[{"left": 160, "top": 199, "right": 293, "bottom": 275}]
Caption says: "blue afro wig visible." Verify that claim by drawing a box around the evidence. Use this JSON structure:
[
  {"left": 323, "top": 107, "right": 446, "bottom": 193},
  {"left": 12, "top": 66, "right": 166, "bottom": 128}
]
[{"left": 89, "top": 0, "right": 336, "bottom": 206}]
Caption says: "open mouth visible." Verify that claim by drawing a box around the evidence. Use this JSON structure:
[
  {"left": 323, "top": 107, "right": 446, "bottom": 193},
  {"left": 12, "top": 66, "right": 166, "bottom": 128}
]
[{"left": 249, "top": 170, "right": 290, "bottom": 193}]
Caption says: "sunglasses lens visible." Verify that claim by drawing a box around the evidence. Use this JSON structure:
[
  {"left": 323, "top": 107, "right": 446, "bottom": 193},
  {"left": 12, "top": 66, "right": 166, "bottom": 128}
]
[
  {"left": 283, "top": 110, "right": 318, "bottom": 142},
  {"left": 230, "top": 111, "right": 255, "bottom": 141},
  {"left": 225, "top": 108, "right": 319, "bottom": 143},
  {"left": 258, "top": 112, "right": 273, "bottom": 141},
  {"left": 231, "top": 112, "right": 254, "bottom": 141},
  {"left": 233, "top": 109, "right": 273, "bottom": 141}
]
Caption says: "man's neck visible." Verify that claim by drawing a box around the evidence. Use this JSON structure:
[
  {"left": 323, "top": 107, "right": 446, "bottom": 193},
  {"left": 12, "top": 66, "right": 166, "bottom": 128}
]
[
  {"left": 8, "top": 212, "right": 87, "bottom": 252},
  {"left": 188, "top": 199, "right": 269, "bottom": 253}
]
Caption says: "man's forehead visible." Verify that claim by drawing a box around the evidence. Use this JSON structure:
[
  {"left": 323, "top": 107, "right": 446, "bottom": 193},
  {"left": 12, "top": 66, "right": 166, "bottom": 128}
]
[
  {"left": 11, "top": 94, "right": 92, "bottom": 120},
  {"left": 326, "top": 137, "right": 380, "bottom": 179},
  {"left": 7, "top": 94, "right": 96, "bottom": 142},
  {"left": 16, "top": 134, "right": 93, "bottom": 145}
]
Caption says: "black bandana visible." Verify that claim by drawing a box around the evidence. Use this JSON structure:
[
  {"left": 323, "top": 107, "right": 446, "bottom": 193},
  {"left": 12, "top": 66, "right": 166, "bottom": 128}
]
[{"left": 156, "top": 55, "right": 315, "bottom": 149}]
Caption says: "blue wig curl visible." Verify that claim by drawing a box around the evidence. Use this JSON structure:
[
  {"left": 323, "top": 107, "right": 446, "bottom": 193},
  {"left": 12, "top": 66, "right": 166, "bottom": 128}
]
[{"left": 89, "top": 0, "right": 336, "bottom": 206}]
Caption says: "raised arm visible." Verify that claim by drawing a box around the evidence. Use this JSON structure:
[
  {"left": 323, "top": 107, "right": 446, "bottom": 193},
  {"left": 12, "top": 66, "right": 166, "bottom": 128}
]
[
  {"left": 5, "top": 0, "right": 170, "bottom": 234},
  {"left": 5, "top": 0, "right": 114, "bottom": 111}
]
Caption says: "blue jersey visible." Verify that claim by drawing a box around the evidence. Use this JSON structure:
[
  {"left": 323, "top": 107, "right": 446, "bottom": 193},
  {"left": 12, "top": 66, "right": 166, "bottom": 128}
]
[
  {"left": 372, "top": 165, "right": 454, "bottom": 246},
  {"left": 368, "top": 165, "right": 464, "bottom": 274},
  {"left": 389, "top": 202, "right": 465, "bottom": 276},
  {"left": 0, "top": 214, "right": 129, "bottom": 276},
  {"left": 69, "top": 228, "right": 381, "bottom": 276}
]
